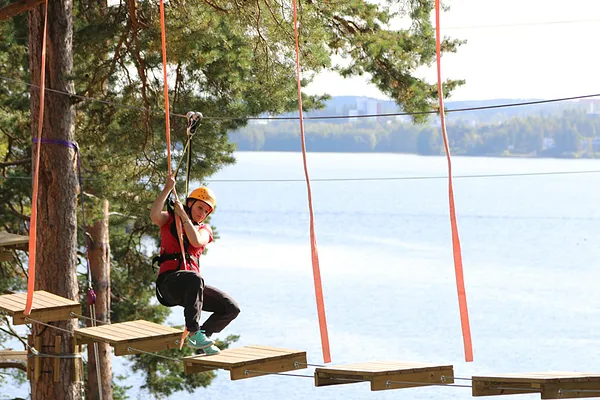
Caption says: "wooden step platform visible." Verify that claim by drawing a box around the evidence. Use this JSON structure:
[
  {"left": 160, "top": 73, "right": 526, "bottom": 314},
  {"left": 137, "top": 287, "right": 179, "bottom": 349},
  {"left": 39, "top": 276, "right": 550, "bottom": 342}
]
[
  {"left": 184, "top": 345, "right": 307, "bottom": 380},
  {"left": 0, "top": 290, "right": 80, "bottom": 325},
  {"left": 0, "top": 231, "right": 29, "bottom": 249},
  {"left": 0, "top": 231, "right": 28, "bottom": 261},
  {"left": 0, "top": 350, "right": 27, "bottom": 361},
  {"left": 473, "top": 372, "right": 600, "bottom": 399},
  {"left": 73, "top": 320, "right": 183, "bottom": 356},
  {"left": 315, "top": 361, "right": 455, "bottom": 391}
]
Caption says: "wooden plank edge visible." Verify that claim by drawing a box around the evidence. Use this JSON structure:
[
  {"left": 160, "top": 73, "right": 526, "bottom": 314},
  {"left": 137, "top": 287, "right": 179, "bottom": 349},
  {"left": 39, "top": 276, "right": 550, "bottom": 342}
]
[
  {"left": 0, "top": 350, "right": 28, "bottom": 361},
  {"left": 541, "top": 381, "right": 600, "bottom": 399},
  {"left": 472, "top": 377, "right": 542, "bottom": 397},
  {"left": 315, "top": 370, "right": 373, "bottom": 388},
  {"left": 371, "top": 366, "right": 454, "bottom": 391},
  {"left": 185, "top": 350, "right": 307, "bottom": 369},
  {"left": 12, "top": 305, "right": 80, "bottom": 325},
  {"left": 230, "top": 352, "right": 307, "bottom": 380},
  {"left": 114, "top": 334, "right": 182, "bottom": 356}
]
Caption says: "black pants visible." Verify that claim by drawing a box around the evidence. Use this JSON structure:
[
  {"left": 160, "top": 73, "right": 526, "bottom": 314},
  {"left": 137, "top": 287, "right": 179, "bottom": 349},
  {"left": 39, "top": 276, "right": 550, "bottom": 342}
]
[{"left": 156, "top": 270, "right": 240, "bottom": 335}]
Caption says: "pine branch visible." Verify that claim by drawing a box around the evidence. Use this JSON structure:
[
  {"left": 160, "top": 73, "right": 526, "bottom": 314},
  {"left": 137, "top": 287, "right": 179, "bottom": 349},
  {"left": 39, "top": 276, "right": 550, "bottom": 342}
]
[
  {"left": 0, "top": 0, "right": 44, "bottom": 21},
  {"left": 0, "top": 158, "right": 31, "bottom": 168},
  {"left": 0, "top": 361, "right": 26, "bottom": 371}
]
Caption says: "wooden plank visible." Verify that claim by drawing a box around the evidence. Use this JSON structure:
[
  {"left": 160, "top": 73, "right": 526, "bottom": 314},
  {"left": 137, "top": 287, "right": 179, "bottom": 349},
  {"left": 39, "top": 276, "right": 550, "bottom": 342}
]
[
  {"left": 0, "top": 296, "right": 25, "bottom": 312},
  {"left": 542, "top": 379, "right": 600, "bottom": 399},
  {"left": 0, "top": 290, "right": 80, "bottom": 325},
  {"left": 184, "top": 345, "right": 307, "bottom": 380},
  {"left": 101, "top": 320, "right": 178, "bottom": 340},
  {"left": 186, "top": 347, "right": 301, "bottom": 368},
  {"left": 0, "top": 231, "right": 29, "bottom": 248},
  {"left": 244, "top": 345, "right": 305, "bottom": 354},
  {"left": 371, "top": 367, "right": 454, "bottom": 391},
  {"left": 0, "top": 350, "right": 27, "bottom": 361},
  {"left": 76, "top": 324, "right": 136, "bottom": 342},
  {"left": 230, "top": 353, "right": 306, "bottom": 380},
  {"left": 316, "top": 361, "right": 452, "bottom": 376},
  {"left": 472, "top": 376, "right": 541, "bottom": 397},
  {"left": 470, "top": 373, "right": 600, "bottom": 397},
  {"left": 74, "top": 320, "right": 182, "bottom": 344},
  {"left": 74, "top": 320, "right": 183, "bottom": 357},
  {"left": 114, "top": 335, "right": 181, "bottom": 356},
  {"left": 12, "top": 304, "right": 80, "bottom": 326},
  {"left": 315, "top": 361, "right": 454, "bottom": 391},
  {"left": 8, "top": 290, "right": 77, "bottom": 307}
]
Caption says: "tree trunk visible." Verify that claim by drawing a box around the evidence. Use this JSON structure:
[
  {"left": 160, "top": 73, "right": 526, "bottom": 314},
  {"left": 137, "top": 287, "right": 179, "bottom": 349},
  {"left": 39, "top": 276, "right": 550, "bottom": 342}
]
[
  {"left": 28, "top": 0, "right": 80, "bottom": 399},
  {"left": 86, "top": 200, "right": 113, "bottom": 400}
]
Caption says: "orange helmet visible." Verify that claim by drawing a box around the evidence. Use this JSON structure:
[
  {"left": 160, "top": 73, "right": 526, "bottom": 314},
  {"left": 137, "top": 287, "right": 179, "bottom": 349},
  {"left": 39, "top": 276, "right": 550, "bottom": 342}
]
[{"left": 187, "top": 186, "right": 216, "bottom": 212}]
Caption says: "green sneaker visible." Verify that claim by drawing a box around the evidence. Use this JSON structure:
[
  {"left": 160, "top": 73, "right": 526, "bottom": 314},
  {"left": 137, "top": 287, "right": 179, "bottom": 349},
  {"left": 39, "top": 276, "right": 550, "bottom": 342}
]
[
  {"left": 202, "top": 344, "right": 221, "bottom": 356},
  {"left": 187, "top": 330, "right": 214, "bottom": 350}
]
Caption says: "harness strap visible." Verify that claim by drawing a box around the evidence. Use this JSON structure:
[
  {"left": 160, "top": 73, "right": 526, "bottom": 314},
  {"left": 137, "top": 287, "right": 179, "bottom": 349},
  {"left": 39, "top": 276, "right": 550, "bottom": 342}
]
[{"left": 152, "top": 252, "right": 199, "bottom": 272}]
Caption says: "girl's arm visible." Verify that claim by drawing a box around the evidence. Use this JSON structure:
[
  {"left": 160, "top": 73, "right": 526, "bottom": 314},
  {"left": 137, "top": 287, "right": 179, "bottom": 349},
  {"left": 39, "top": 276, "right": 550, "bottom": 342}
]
[{"left": 150, "top": 174, "right": 176, "bottom": 227}]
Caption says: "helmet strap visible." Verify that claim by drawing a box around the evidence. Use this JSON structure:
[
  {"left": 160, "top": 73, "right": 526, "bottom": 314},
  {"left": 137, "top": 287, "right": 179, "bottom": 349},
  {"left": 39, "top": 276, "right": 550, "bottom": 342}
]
[{"left": 185, "top": 199, "right": 197, "bottom": 222}]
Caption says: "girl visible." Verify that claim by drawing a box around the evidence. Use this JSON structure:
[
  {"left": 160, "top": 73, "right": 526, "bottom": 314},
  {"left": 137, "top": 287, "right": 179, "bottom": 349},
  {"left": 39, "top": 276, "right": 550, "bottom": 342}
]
[{"left": 150, "top": 174, "right": 240, "bottom": 355}]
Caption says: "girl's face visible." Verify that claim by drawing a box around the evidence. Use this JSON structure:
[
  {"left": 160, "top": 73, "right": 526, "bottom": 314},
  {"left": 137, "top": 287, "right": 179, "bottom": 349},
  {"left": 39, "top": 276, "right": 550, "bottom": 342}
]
[{"left": 188, "top": 200, "right": 212, "bottom": 223}]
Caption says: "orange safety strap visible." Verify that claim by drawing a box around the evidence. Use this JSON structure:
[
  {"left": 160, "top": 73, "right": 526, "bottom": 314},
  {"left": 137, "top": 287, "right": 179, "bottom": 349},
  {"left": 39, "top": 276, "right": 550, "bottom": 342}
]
[
  {"left": 435, "top": 0, "right": 473, "bottom": 362},
  {"left": 291, "top": 0, "right": 331, "bottom": 364},
  {"left": 25, "top": 0, "right": 49, "bottom": 316},
  {"left": 159, "top": 0, "right": 187, "bottom": 270}
]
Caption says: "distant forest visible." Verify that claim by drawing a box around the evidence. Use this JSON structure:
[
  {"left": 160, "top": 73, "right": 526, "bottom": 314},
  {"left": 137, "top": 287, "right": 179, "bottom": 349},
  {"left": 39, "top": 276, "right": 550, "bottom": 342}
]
[{"left": 228, "top": 97, "right": 600, "bottom": 157}]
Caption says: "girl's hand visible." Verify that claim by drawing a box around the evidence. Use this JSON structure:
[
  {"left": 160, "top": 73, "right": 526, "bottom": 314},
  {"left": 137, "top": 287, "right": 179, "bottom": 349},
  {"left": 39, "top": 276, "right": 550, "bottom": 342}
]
[
  {"left": 173, "top": 199, "right": 188, "bottom": 219},
  {"left": 164, "top": 174, "right": 176, "bottom": 192}
]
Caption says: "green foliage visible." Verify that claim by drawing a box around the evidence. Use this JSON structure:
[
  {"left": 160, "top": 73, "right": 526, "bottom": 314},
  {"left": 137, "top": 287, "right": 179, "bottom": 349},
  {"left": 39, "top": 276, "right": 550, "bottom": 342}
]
[{"left": 112, "top": 375, "right": 133, "bottom": 400}]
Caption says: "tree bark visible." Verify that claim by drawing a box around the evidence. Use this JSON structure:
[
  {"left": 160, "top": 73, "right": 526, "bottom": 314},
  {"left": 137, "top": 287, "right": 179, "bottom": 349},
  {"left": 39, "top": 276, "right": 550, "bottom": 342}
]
[
  {"left": 28, "top": 0, "right": 80, "bottom": 399},
  {"left": 86, "top": 200, "right": 113, "bottom": 400}
]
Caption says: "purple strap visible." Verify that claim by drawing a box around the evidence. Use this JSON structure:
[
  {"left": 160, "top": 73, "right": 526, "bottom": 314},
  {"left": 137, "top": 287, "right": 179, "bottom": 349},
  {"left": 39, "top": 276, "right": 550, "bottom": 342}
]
[{"left": 32, "top": 137, "right": 78, "bottom": 150}]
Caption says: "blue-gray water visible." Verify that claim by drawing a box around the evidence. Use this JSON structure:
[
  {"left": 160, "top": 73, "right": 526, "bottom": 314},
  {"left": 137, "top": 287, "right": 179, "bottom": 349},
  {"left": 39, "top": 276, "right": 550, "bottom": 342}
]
[{"left": 5, "top": 152, "right": 600, "bottom": 399}]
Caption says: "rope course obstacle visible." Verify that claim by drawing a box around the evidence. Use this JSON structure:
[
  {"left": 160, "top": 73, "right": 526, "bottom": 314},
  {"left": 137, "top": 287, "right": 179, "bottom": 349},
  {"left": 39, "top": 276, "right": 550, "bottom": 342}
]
[
  {"left": 2, "top": 290, "right": 600, "bottom": 399},
  {"left": 1, "top": 0, "right": 599, "bottom": 398}
]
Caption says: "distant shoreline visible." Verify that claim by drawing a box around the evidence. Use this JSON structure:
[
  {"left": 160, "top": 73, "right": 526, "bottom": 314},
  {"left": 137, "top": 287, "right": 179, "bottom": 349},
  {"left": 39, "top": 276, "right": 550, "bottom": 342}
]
[{"left": 232, "top": 149, "right": 600, "bottom": 160}]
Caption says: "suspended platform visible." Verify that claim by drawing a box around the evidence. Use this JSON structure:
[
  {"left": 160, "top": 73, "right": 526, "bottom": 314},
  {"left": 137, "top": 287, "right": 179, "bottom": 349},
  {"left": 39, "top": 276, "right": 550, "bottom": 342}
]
[
  {"left": 0, "top": 231, "right": 29, "bottom": 249},
  {"left": 184, "top": 345, "right": 307, "bottom": 380},
  {"left": 74, "top": 320, "right": 183, "bottom": 356},
  {"left": 0, "top": 231, "right": 28, "bottom": 261},
  {"left": 0, "top": 350, "right": 27, "bottom": 361},
  {"left": 314, "top": 361, "right": 455, "bottom": 391},
  {"left": 0, "top": 290, "right": 80, "bottom": 325},
  {"left": 473, "top": 372, "right": 600, "bottom": 399}
]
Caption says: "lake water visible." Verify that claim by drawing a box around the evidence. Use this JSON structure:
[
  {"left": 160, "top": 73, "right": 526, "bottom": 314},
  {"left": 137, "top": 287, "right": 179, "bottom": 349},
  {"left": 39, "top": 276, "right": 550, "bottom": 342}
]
[{"left": 5, "top": 151, "right": 600, "bottom": 399}]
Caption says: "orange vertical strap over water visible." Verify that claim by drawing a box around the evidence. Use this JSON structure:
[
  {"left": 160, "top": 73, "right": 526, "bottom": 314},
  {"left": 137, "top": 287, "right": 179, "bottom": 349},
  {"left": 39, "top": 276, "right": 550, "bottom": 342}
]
[
  {"left": 159, "top": 0, "right": 187, "bottom": 270},
  {"left": 435, "top": 0, "right": 473, "bottom": 362},
  {"left": 25, "top": 0, "right": 49, "bottom": 316},
  {"left": 291, "top": 0, "right": 331, "bottom": 364}
]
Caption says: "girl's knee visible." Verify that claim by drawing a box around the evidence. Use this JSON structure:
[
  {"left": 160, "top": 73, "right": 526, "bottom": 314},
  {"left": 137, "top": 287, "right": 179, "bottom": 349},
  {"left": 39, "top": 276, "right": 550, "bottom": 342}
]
[{"left": 228, "top": 301, "right": 241, "bottom": 317}]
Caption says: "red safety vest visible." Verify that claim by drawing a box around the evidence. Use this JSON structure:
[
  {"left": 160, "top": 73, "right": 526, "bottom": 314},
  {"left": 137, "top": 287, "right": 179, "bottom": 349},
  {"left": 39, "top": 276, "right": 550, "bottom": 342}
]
[{"left": 158, "top": 215, "right": 213, "bottom": 274}]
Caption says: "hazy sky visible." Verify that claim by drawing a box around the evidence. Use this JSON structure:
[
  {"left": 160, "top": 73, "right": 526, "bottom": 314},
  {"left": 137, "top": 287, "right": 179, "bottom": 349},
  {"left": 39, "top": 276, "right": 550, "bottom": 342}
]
[{"left": 304, "top": 0, "right": 600, "bottom": 102}]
